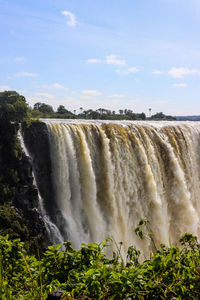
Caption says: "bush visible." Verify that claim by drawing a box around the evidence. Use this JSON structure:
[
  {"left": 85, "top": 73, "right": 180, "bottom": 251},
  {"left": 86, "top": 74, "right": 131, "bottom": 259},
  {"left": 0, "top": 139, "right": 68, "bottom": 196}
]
[{"left": 1, "top": 234, "right": 200, "bottom": 299}]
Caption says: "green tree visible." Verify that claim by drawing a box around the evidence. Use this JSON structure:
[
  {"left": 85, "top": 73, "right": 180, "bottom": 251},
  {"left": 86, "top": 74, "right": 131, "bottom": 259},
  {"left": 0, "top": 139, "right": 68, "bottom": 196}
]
[
  {"left": 57, "top": 105, "right": 68, "bottom": 114},
  {"left": 152, "top": 112, "right": 165, "bottom": 119},
  {"left": 33, "top": 102, "right": 54, "bottom": 114},
  {"left": 0, "top": 91, "right": 29, "bottom": 123},
  {"left": 138, "top": 112, "right": 146, "bottom": 120},
  {"left": 89, "top": 110, "right": 100, "bottom": 119}
]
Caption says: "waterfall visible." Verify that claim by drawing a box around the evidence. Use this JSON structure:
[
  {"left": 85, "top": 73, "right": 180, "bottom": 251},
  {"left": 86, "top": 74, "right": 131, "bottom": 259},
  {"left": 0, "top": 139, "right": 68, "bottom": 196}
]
[{"left": 24, "top": 120, "right": 200, "bottom": 256}]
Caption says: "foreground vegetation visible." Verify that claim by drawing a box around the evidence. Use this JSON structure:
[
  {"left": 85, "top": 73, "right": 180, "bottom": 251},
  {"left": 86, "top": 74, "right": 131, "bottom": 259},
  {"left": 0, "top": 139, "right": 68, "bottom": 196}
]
[{"left": 1, "top": 233, "right": 200, "bottom": 299}]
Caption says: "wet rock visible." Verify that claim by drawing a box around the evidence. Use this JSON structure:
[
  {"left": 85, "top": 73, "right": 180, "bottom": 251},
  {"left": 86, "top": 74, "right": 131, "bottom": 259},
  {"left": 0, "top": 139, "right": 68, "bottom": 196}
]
[
  {"left": 22, "top": 122, "right": 56, "bottom": 214},
  {"left": 0, "top": 121, "right": 49, "bottom": 252},
  {"left": 47, "top": 290, "right": 64, "bottom": 299}
]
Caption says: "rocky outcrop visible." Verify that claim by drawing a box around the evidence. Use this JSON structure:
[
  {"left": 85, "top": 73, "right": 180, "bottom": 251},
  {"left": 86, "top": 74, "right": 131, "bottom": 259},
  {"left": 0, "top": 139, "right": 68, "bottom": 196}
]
[
  {"left": 0, "top": 121, "right": 49, "bottom": 253},
  {"left": 46, "top": 290, "right": 65, "bottom": 299},
  {"left": 15, "top": 153, "right": 38, "bottom": 210},
  {"left": 22, "top": 122, "right": 56, "bottom": 214},
  {"left": 15, "top": 151, "right": 49, "bottom": 250}
]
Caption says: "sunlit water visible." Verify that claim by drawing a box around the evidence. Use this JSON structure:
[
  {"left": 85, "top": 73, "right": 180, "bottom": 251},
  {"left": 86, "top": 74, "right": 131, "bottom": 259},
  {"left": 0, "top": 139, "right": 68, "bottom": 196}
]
[{"left": 26, "top": 120, "right": 200, "bottom": 256}]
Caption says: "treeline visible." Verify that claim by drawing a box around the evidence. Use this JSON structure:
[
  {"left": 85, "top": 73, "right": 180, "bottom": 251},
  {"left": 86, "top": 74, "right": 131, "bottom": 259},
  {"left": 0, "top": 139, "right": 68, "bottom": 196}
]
[
  {"left": 0, "top": 89, "right": 175, "bottom": 120},
  {"left": 31, "top": 102, "right": 175, "bottom": 121}
]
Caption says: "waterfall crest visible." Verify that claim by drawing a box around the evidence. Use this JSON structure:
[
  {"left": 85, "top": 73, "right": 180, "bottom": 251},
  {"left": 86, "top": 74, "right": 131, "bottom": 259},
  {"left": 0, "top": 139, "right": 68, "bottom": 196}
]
[{"left": 25, "top": 121, "right": 200, "bottom": 255}]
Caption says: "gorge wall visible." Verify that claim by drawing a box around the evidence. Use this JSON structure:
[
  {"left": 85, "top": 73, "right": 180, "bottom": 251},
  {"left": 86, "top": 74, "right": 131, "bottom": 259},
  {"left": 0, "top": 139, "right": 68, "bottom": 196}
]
[
  {"left": 0, "top": 121, "right": 48, "bottom": 252},
  {"left": 23, "top": 120, "right": 200, "bottom": 256}
]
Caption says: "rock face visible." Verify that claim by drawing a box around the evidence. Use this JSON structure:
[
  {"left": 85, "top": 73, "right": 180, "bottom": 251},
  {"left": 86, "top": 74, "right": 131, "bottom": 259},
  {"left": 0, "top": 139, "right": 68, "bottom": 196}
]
[
  {"left": 46, "top": 290, "right": 64, "bottom": 299},
  {"left": 22, "top": 122, "right": 57, "bottom": 216},
  {"left": 0, "top": 121, "right": 49, "bottom": 252},
  {"left": 15, "top": 153, "right": 38, "bottom": 210}
]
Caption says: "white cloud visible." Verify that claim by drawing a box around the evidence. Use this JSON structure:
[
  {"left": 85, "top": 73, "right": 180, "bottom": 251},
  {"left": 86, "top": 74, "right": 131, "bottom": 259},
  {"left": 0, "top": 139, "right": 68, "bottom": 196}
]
[
  {"left": 42, "top": 83, "right": 65, "bottom": 89},
  {"left": 16, "top": 72, "right": 38, "bottom": 77},
  {"left": 86, "top": 59, "right": 102, "bottom": 64},
  {"left": 168, "top": 67, "right": 200, "bottom": 78},
  {"left": 41, "top": 84, "right": 49, "bottom": 88},
  {"left": 109, "top": 94, "right": 126, "bottom": 98},
  {"left": 35, "top": 93, "right": 54, "bottom": 99},
  {"left": 66, "top": 96, "right": 78, "bottom": 103},
  {"left": 82, "top": 90, "right": 102, "bottom": 96},
  {"left": 172, "top": 83, "right": 187, "bottom": 87},
  {"left": 0, "top": 85, "right": 9, "bottom": 91},
  {"left": 152, "top": 70, "right": 163, "bottom": 74},
  {"left": 15, "top": 57, "right": 25, "bottom": 62},
  {"left": 116, "top": 67, "right": 139, "bottom": 75},
  {"left": 80, "top": 95, "right": 91, "bottom": 100},
  {"left": 61, "top": 11, "right": 76, "bottom": 26},
  {"left": 52, "top": 83, "right": 65, "bottom": 89},
  {"left": 106, "top": 54, "right": 126, "bottom": 66}
]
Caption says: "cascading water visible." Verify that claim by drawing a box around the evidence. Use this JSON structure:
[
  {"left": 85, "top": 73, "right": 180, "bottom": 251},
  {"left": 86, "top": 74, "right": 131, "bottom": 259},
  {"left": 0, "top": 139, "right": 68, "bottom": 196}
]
[{"left": 24, "top": 120, "right": 200, "bottom": 256}]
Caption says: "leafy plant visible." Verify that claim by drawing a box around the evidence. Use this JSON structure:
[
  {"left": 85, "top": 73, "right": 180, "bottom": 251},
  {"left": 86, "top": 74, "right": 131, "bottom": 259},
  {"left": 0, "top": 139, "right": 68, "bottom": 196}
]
[{"left": 1, "top": 233, "right": 200, "bottom": 299}]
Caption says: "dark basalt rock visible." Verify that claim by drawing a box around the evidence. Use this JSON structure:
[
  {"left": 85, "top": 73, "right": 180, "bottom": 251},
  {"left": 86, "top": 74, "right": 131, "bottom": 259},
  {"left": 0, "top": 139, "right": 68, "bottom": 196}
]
[
  {"left": 14, "top": 150, "right": 50, "bottom": 251},
  {"left": 15, "top": 153, "right": 38, "bottom": 210},
  {"left": 22, "top": 122, "right": 57, "bottom": 214},
  {"left": 46, "top": 290, "right": 64, "bottom": 299},
  {"left": 0, "top": 121, "right": 50, "bottom": 252}
]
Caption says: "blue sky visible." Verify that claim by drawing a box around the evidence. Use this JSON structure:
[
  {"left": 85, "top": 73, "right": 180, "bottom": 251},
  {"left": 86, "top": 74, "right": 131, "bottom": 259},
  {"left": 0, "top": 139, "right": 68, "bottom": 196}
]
[{"left": 0, "top": 0, "right": 200, "bottom": 116}]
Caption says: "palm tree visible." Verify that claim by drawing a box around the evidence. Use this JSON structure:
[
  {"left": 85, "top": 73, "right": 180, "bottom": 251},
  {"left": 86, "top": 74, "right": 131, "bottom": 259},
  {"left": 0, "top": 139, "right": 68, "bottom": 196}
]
[{"left": 149, "top": 108, "right": 152, "bottom": 118}]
